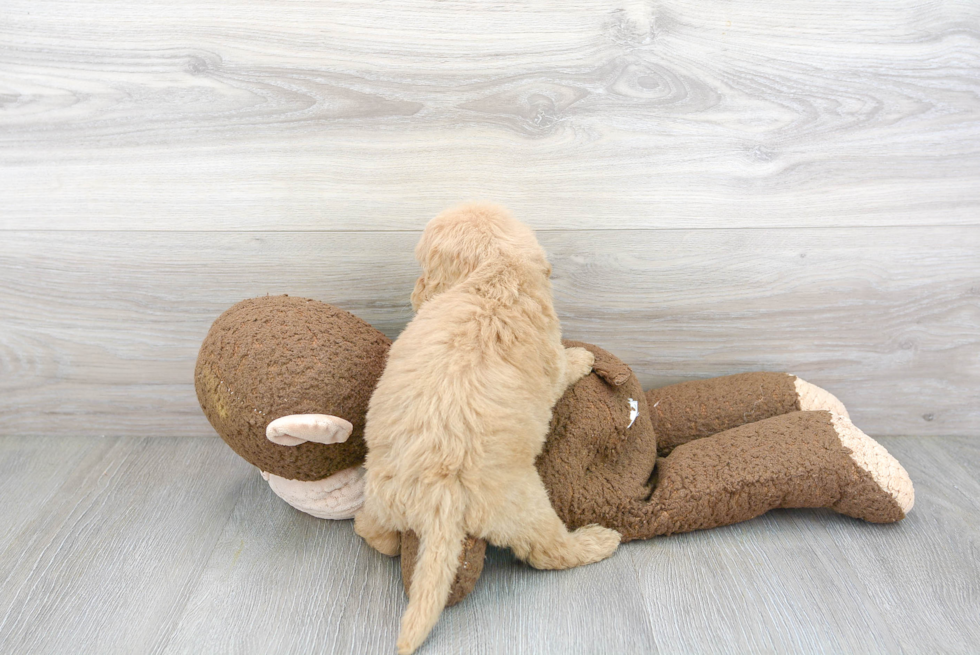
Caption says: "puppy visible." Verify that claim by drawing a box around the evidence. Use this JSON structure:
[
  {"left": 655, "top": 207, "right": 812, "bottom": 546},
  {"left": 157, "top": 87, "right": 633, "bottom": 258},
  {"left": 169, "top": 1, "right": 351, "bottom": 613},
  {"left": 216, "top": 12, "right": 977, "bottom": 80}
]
[{"left": 354, "top": 203, "right": 621, "bottom": 654}]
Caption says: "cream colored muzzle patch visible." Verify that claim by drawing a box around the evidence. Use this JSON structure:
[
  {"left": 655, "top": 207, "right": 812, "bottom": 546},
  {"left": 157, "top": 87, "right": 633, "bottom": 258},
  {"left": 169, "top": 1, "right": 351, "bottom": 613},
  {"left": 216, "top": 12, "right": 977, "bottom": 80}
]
[{"left": 261, "top": 466, "right": 366, "bottom": 519}]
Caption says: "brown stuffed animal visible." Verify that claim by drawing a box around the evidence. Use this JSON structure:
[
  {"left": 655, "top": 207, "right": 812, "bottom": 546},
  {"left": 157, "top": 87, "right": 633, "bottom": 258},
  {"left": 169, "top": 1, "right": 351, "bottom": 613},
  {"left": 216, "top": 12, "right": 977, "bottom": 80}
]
[
  {"left": 196, "top": 295, "right": 914, "bottom": 604},
  {"left": 195, "top": 295, "right": 389, "bottom": 519}
]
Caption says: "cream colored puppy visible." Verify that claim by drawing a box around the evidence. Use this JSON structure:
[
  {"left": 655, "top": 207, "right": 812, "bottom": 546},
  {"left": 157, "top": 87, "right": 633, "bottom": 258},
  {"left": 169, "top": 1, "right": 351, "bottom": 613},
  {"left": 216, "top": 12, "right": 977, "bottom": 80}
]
[{"left": 355, "top": 203, "right": 621, "bottom": 654}]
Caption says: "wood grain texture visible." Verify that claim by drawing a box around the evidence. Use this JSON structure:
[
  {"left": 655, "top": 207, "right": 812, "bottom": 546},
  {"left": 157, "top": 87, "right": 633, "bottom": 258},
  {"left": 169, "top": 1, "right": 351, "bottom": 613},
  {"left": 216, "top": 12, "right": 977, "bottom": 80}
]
[
  {"left": 2, "top": 227, "right": 977, "bottom": 437},
  {"left": 0, "top": 435, "right": 977, "bottom": 654},
  {"left": 158, "top": 469, "right": 405, "bottom": 655},
  {"left": 1, "top": 0, "right": 979, "bottom": 230},
  {"left": 629, "top": 436, "right": 980, "bottom": 653},
  {"left": 817, "top": 437, "right": 980, "bottom": 653},
  {"left": 0, "top": 437, "right": 249, "bottom": 655},
  {"left": 0, "top": 437, "right": 95, "bottom": 555}
]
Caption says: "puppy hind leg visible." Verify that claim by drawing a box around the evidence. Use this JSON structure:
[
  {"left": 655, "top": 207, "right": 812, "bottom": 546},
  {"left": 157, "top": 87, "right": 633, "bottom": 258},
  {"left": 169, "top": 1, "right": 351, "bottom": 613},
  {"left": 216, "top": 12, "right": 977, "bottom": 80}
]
[
  {"left": 354, "top": 502, "right": 401, "bottom": 557},
  {"left": 489, "top": 475, "right": 620, "bottom": 570}
]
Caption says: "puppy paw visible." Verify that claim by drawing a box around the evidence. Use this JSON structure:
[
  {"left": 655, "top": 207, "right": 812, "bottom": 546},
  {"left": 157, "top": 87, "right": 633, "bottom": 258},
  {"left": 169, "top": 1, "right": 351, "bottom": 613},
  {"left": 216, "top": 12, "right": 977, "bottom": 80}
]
[
  {"left": 364, "top": 531, "right": 401, "bottom": 557},
  {"left": 565, "top": 347, "right": 596, "bottom": 384},
  {"left": 568, "top": 524, "right": 621, "bottom": 566}
]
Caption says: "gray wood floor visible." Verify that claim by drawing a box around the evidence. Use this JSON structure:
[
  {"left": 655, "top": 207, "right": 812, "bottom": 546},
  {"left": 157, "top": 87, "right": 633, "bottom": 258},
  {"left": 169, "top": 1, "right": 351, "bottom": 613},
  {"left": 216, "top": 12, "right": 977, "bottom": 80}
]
[{"left": 0, "top": 435, "right": 976, "bottom": 654}]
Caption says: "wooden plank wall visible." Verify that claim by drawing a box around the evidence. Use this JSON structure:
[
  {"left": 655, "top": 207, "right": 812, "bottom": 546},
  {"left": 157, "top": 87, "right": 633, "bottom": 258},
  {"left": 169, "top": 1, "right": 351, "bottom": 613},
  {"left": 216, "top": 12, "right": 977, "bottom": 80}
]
[{"left": 1, "top": 0, "right": 978, "bottom": 437}]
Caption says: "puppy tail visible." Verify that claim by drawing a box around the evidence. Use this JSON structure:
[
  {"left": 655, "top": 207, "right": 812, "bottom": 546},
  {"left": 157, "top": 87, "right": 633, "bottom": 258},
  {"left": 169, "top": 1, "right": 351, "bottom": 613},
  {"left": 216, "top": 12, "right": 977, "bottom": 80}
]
[{"left": 396, "top": 500, "right": 466, "bottom": 655}]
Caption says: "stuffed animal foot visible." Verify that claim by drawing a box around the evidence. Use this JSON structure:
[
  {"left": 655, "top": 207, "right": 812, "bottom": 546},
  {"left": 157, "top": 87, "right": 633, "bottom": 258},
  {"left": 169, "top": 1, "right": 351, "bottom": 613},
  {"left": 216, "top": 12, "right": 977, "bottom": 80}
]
[
  {"left": 829, "top": 413, "right": 914, "bottom": 521},
  {"left": 261, "top": 466, "right": 365, "bottom": 520},
  {"left": 794, "top": 377, "right": 849, "bottom": 419}
]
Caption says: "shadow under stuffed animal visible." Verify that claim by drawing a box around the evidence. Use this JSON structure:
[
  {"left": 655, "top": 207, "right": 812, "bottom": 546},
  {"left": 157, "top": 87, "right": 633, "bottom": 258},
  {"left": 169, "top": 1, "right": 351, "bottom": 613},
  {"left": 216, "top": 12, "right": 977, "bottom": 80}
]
[{"left": 196, "top": 294, "right": 914, "bottom": 605}]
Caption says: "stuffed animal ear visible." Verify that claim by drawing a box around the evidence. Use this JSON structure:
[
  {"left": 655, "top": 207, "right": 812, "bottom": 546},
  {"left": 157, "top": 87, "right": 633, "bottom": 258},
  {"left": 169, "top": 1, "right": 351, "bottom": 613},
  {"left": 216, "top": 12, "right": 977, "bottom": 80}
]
[
  {"left": 562, "top": 339, "right": 633, "bottom": 387},
  {"left": 266, "top": 414, "right": 353, "bottom": 446}
]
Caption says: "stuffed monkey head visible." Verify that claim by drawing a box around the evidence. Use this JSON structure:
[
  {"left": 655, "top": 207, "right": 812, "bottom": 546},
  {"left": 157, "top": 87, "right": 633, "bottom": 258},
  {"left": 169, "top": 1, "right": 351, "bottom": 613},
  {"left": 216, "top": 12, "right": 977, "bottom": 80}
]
[{"left": 195, "top": 295, "right": 390, "bottom": 481}]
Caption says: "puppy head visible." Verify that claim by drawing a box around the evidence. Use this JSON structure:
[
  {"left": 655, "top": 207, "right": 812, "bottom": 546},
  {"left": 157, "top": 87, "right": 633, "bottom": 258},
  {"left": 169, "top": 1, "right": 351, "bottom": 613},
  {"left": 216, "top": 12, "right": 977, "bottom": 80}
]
[{"left": 411, "top": 203, "right": 551, "bottom": 311}]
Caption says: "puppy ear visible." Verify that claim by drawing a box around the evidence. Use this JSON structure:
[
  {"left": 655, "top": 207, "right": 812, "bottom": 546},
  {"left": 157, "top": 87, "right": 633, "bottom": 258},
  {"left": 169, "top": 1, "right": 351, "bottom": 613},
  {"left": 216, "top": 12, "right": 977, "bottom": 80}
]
[
  {"left": 411, "top": 274, "right": 428, "bottom": 312},
  {"left": 412, "top": 244, "right": 470, "bottom": 310}
]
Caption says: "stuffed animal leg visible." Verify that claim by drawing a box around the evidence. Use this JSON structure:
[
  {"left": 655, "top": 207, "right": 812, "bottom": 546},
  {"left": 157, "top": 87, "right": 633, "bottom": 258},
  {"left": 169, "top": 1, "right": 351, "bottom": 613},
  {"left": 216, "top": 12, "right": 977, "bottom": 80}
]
[
  {"left": 627, "top": 371, "right": 913, "bottom": 536},
  {"left": 621, "top": 409, "right": 914, "bottom": 538},
  {"left": 645, "top": 371, "right": 850, "bottom": 456},
  {"left": 538, "top": 359, "right": 914, "bottom": 539}
]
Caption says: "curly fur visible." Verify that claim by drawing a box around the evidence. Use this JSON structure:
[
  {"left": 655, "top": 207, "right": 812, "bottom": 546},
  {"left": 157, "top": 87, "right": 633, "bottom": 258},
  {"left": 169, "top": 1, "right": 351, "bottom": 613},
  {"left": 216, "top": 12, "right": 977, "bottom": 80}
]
[{"left": 355, "top": 203, "right": 621, "bottom": 654}]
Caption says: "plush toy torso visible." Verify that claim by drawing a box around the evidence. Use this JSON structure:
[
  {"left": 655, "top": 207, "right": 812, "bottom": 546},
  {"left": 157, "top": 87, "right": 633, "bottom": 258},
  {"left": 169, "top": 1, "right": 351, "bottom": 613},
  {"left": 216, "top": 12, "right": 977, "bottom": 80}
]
[{"left": 536, "top": 340, "right": 658, "bottom": 537}]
